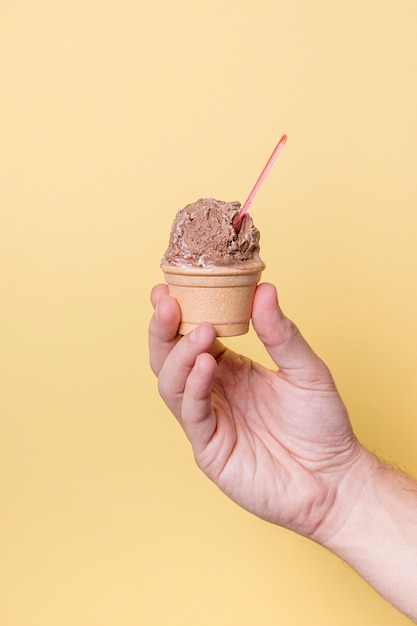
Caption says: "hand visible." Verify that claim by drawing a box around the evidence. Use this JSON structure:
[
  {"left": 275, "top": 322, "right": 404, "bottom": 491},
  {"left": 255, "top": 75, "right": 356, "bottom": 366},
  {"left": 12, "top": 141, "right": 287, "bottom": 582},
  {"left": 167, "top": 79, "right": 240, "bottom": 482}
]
[
  {"left": 149, "top": 282, "right": 364, "bottom": 541},
  {"left": 149, "top": 284, "right": 417, "bottom": 621}
]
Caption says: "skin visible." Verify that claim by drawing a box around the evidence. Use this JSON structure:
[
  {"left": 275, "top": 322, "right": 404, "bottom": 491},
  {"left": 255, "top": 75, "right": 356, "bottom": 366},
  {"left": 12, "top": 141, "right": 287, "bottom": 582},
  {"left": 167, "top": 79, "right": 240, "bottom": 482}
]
[{"left": 149, "top": 282, "right": 417, "bottom": 622}]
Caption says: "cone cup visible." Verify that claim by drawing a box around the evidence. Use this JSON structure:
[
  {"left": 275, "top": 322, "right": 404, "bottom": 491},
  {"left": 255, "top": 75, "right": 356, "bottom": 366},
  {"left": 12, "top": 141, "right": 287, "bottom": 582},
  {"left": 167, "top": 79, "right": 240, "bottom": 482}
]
[{"left": 161, "top": 262, "right": 265, "bottom": 337}]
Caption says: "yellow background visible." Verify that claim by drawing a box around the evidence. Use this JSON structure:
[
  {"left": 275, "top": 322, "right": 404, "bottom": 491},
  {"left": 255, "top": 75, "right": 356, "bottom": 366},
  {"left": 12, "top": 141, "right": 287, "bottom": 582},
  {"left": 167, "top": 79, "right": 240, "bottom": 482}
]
[{"left": 1, "top": 0, "right": 417, "bottom": 624}]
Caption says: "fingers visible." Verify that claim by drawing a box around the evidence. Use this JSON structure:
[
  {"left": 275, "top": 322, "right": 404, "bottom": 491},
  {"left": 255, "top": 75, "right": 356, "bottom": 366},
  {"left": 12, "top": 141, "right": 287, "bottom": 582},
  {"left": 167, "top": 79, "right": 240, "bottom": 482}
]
[
  {"left": 149, "top": 284, "right": 220, "bottom": 448},
  {"left": 149, "top": 285, "right": 224, "bottom": 374},
  {"left": 252, "top": 283, "right": 333, "bottom": 388},
  {"left": 181, "top": 351, "right": 218, "bottom": 449},
  {"left": 148, "top": 285, "right": 181, "bottom": 375},
  {"left": 158, "top": 322, "right": 217, "bottom": 420},
  {"left": 150, "top": 283, "right": 169, "bottom": 308}
]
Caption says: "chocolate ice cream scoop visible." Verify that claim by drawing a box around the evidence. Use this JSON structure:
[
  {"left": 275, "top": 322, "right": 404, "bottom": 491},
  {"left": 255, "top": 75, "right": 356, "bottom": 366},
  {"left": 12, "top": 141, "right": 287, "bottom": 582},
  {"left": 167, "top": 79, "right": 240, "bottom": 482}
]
[{"left": 162, "top": 198, "right": 262, "bottom": 268}]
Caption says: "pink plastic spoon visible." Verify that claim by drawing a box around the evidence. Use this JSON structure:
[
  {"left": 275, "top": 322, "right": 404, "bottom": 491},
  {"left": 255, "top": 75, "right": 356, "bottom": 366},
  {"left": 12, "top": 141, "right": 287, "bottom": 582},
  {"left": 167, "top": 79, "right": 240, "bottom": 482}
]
[{"left": 233, "top": 134, "right": 287, "bottom": 232}]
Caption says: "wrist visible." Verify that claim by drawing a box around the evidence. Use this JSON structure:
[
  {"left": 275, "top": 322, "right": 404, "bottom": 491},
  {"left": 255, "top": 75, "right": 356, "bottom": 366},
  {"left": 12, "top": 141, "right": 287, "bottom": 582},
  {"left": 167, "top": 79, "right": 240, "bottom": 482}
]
[{"left": 310, "top": 445, "right": 380, "bottom": 548}]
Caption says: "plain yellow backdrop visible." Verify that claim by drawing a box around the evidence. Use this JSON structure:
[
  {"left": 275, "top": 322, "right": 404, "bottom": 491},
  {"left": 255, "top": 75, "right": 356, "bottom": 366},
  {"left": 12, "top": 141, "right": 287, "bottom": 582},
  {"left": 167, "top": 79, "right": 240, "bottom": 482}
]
[{"left": 1, "top": 0, "right": 417, "bottom": 624}]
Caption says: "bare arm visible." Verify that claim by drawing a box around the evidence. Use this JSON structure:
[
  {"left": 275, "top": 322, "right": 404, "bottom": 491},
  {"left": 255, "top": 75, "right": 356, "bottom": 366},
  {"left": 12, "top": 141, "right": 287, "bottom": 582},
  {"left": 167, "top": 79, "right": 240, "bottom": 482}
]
[{"left": 319, "top": 454, "right": 417, "bottom": 621}]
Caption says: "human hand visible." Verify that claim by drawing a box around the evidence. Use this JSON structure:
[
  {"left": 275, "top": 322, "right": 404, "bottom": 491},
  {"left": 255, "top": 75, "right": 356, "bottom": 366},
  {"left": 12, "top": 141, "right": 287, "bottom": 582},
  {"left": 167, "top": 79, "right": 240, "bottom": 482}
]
[{"left": 149, "top": 282, "right": 365, "bottom": 541}]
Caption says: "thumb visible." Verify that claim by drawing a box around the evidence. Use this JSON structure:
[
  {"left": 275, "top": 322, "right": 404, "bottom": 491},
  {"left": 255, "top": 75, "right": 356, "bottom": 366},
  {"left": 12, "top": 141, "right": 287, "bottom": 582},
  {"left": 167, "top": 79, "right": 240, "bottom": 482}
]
[{"left": 252, "top": 283, "right": 333, "bottom": 389}]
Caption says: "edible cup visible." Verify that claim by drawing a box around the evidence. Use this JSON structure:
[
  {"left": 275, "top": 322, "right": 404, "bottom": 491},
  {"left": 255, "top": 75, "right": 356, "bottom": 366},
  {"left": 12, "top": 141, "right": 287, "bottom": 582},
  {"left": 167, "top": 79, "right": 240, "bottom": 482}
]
[{"left": 161, "top": 262, "right": 265, "bottom": 337}]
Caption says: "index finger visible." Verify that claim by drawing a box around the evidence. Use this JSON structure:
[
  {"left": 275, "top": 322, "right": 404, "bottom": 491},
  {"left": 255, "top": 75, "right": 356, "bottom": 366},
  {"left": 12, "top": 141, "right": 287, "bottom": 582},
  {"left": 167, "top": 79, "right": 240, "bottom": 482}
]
[{"left": 148, "top": 284, "right": 181, "bottom": 376}]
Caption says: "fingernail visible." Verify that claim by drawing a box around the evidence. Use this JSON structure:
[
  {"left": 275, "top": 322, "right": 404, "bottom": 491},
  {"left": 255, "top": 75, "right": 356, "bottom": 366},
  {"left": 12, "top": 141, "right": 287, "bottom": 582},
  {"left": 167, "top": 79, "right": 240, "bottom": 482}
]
[
  {"left": 154, "top": 300, "right": 160, "bottom": 320},
  {"left": 189, "top": 326, "right": 200, "bottom": 342}
]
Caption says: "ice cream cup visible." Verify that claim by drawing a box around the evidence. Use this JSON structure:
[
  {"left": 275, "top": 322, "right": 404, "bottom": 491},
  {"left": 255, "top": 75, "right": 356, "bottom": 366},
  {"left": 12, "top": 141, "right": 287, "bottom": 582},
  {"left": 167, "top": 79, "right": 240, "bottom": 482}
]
[{"left": 161, "top": 262, "right": 265, "bottom": 337}]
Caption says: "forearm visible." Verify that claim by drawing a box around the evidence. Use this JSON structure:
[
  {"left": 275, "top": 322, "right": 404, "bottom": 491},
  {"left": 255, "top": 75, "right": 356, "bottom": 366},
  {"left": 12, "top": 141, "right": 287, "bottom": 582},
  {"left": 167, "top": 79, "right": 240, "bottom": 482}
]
[{"left": 321, "top": 449, "right": 417, "bottom": 622}]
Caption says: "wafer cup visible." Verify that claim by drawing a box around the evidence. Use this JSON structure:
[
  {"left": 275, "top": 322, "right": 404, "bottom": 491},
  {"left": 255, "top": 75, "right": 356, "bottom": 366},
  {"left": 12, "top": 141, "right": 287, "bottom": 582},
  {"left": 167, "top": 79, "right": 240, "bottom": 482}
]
[{"left": 161, "top": 262, "right": 265, "bottom": 337}]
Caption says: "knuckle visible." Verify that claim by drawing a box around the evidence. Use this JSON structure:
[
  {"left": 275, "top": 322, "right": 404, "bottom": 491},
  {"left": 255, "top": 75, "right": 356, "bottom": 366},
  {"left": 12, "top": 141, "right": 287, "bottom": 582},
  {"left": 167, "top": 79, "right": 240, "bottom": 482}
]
[{"left": 284, "top": 318, "right": 300, "bottom": 340}]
